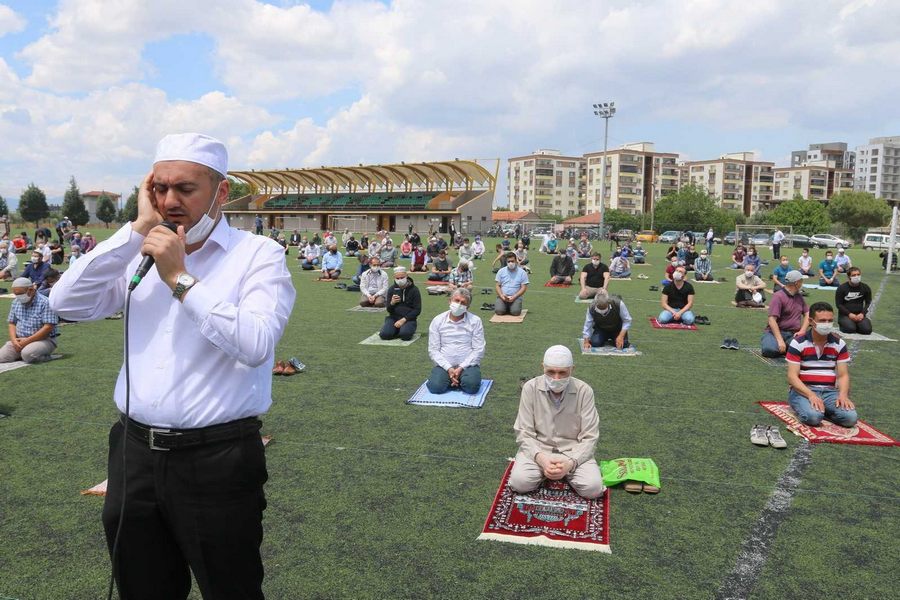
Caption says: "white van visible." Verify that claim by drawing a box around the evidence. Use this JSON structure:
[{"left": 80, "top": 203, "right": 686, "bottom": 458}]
[{"left": 862, "top": 232, "right": 900, "bottom": 251}]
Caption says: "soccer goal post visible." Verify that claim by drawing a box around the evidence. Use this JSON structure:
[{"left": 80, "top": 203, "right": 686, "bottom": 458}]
[
  {"left": 330, "top": 215, "right": 373, "bottom": 234},
  {"left": 735, "top": 224, "right": 793, "bottom": 247}
]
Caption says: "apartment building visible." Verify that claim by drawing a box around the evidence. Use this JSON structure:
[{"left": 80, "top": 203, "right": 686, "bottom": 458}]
[
  {"left": 773, "top": 165, "right": 854, "bottom": 204},
  {"left": 855, "top": 136, "right": 900, "bottom": 203},
  {"left": 680, "top": 152, "right": 774, "bottom": 215},
  {"left": 791, "top": 142, "right": 855, "bottom": 171},
  {"left": 583, "top": 143, "right": 679, "bottom": 216},
  {"left": 507, "top": 150, "right": 585, "bottom": 218}
]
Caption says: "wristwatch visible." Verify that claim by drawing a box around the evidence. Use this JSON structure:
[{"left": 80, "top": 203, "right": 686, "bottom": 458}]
[{"left": 172, "top": 272, "right": 198, "bottom": 301}]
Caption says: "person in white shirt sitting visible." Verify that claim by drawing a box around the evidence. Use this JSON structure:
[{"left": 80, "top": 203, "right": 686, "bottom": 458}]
[
  {"left": 609, "top": 254, "right": 631, "bottom": 278},
  {"left": 797, "top": 248, "right": 813, "bottom": 277},
  {"left": 359, "top": 256, "right": 388, "bottom": 307},
  {"left": 301, "top": 241, "right": 321, "bottom": 270},
  {"left": 426, "top": 288, "right": 485, "bottom": 394}
]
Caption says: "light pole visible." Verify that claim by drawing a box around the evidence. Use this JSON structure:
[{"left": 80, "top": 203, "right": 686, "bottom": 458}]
[{"left": 593, "top": 101, "right": 615, "bottom": 239}]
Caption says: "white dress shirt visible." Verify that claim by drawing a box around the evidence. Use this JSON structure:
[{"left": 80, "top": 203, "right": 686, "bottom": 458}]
[
  {"left": 427, "top": 310, "right": 485, "bottom": 370},
  {"left": 50, "top": 220, "right": 296, "bottom": 429}
]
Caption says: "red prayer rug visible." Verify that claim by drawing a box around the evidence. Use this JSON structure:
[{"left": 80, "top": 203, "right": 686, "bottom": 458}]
[
  {"left": 478, "top": 462, "right": 611, "bottom": 553},
  {"left": 759, "top": 402, "right": 899, "bottom": 446},
  {"left": 544, "top": 281, "right": 572, "bottom": 288},
  {"left": 648, "top": 317, "right": 697, "bottom": 330}
]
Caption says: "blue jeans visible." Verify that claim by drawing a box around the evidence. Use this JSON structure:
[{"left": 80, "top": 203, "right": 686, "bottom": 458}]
[
  {"left": 658, "top": 310, "right": 695, "bottom": 325},
  {"left": 819, "top": 279, "right": 838, "bottom": 287},
  {"left": 706, "top": 240, "right": 713, "bottom": 254},
  {"left": 426, "top": 365, "right": 482, "bottom": 394},
  {"left": 379, "top": 316, "right": 417, "bottom": 340},
  {"left": 788, "top": 387, "right": 857, "bottom": 427},
  {"left": 590, "top": 329, "right": 629, "bottom": 348},
  {"left": 611, "top": 269, "right": 631, "bottom": 278},
  {"left": 301, "top": 258, "right": 319, "bottom": 270},
  {"left": 760, "top": 329, "right": 796, "bottom": 357}
]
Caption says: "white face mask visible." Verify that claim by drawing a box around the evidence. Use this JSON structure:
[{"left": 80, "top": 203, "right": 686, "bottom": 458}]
[
  {"left": 15, "top": 293, "right": 31, "bottom": 304},
  {"left": 449, "top": 302, "right": 467, "bottom": 317},
  {"left": 370, "top": 267, "right": 380, "bottom": 274},
  {"left": 184, "top": 181, "right": 221, "bottom": 245},
  {"left": 814, "top": 322, "right": 834, "bottom": 336},
  {"left": 850, "top": 276, "right": 861, "bottom": 284},
  {"left": 507, "top": 262, "right": 517, "bottom": 270},
  {"left": 545, "top": 375, "right": 570, "bottom": 393},
  {"left": 395, "top": 277, "right": 408, "bottom": 287},
  {"left": 591, "top": 259, "right": 600, "bottom": 266},
  {"left": 673, "top": 271, "right": 683, "bottom": 281},
  {"left": 31, "top": 257, "right": 40, "bottom": 264},
  {"left": 745, "top": 271, "right": 755, "bottom": 278}
]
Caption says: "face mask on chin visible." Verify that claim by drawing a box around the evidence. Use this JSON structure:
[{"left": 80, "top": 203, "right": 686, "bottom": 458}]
[{"left": 184, "top": 181, "right": 221, "bottom": 245}]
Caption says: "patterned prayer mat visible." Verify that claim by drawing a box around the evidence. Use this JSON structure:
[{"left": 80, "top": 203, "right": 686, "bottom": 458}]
[
  {"left": 759, "top": 402, "right": 899, "bottom": 446},
  {"left": 478, "top": 462, "right": 611, "bottom": 553},
  {"left": 314, "top": 276, "right": 345, "bottom": 282},
  {"left": 608, "top": 277, "right": 632, "bottom": 281},
  {"left": 577, "top": 340, "right": 641, "bottom": 356},
  {"left": 359, "top": 332, "right": 422, "bottom": 346},
  {"left": 648, "top": 318, "right": 697, "bottom": 330},
  {"left": 744, "top": 348, "right": 787, "bottom": 367},
  {"left": 0, "top": 355, "right": 63, "bottom": 374},
  {"left": 406, "top": 379, "right": 493, "bottom": 408},
  {"left": 839, "top": 332, "right": 897, "bottom": 342},
  {"left": 544, "top": 281, "right": 572, "bottom": 288},
  {"left": 490, "top": 310, "right": 528, "bottom": 323},
  {"left": 81, "top": 436, "right": 274, "bottom": 496},
  {"left": 346, "top": 305, "right": 386, "bottom": 313}
]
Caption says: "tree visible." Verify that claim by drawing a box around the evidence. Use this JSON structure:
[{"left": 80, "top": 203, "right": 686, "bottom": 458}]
[
  {"left": 768, "top": 196, "right": 831, "bottom": 237},
  {"left": 653, "top": 184, "right": 723, "bottom": 232},
  {"left": 18, "top": 183, "right": 49, "bottom": 227},
  {"left": 826, "top": 191, "right": 891, "bottom": 241},
  {"left": 62, "top": 176, "right": 90, "bottom": 226},
  {"left": 96, "top": 194, "right": 117, "bottom": 228},
  {"left": 603, "top": 209, "right": 641, "bottom": 233},
  {"left": 0, "top": 195, "right": 7, "bottom": 217},
  {"left": 119, "top": 186, "right": 139, "bottom": 223},
  {"left": 228, "top": 178, "right": 251, "bottom": 201}
]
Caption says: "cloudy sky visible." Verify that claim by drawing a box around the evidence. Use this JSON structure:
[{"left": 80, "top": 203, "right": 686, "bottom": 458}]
[{"left": 0, "top": 0, "right": 898, "bottom": 207}]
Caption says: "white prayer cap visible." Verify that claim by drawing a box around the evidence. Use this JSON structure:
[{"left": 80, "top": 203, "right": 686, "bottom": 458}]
[
  {"left": 394, "top": 265, "right": 408, "bottom": 274},
  {"left": 153, "top": 133, "right": 228, "bottom": 177},
  {"left": 543, "top": 345, "right": 573, "bottom": 368},
  {"left": 12, "top": 277, "right": 32, "bottom": 289}
]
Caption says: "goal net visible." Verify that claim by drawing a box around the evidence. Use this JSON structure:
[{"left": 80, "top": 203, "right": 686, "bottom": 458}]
[
  {"left": 330, "top": 215, "right": 372, "bottom": 234},
  {"left": 735, "top": 224, "right": 793, "bottom": 247}
]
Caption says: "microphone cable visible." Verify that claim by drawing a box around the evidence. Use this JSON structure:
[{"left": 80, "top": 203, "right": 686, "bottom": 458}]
[{"left": 106, "top": 286, "right": 134, "bottom": 600}]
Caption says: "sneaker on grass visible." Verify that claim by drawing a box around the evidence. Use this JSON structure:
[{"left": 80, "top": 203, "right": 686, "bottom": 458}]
[
  {"left": 766, "top": 426, "right": 787, "bottom": 449},
  {"left": 750, "top": 424, "right": 769, "bottom": 446}
]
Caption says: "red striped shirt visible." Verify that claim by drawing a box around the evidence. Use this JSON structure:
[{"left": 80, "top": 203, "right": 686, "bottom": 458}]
[{"left": 786, "top": 332, "right": 849, "bottom": 387}]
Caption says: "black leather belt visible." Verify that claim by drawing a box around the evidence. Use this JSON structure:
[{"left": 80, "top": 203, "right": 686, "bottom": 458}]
[{"left": 122, "top": 415, "right": 261, "bottom": 451}]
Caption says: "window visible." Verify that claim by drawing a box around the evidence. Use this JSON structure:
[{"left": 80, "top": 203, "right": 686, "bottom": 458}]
[
  {"left": 872, "top": 149, "right": 879, "bottom": 156},
  {"left": 481, "top": 216, "right": 487, "bottom": 221},
  {"left": 556, "top": 190, "right": 561, "bottom": 196},
  {"left": 467, "top": 215, "right": 472, "bottom": 220}
]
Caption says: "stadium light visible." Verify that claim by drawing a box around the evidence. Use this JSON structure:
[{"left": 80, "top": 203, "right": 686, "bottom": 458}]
[{"left": 592, "top": 101, "right": 616, "bottom": 237}]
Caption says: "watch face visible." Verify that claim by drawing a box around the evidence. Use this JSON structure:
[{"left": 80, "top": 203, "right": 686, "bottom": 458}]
[{"left": 177, "top": 273, "right": 195, "bottom": 286}]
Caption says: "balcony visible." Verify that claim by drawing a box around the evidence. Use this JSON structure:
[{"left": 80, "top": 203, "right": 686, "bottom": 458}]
[{"left": 619, "top": 165, "right": 640, "bottom": 174}]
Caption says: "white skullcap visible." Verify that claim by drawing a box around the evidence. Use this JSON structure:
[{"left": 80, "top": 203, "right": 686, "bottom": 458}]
[
  {"left": 12, "top": 277, "right": 32, "bottom": 288},
  {"left": 154, "top": 133, "right": 228, "bottom": 177},
  {"left": 394, "top": 265, "right": 408, "bottom": 274},
  {"left": 543, "top": 345, "right": 573, "bottom": 368}
]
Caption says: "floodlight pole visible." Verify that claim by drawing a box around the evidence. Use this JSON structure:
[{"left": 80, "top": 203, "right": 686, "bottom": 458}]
[{"left": 593, "top": 101, "right": 615, "bottom": 239}]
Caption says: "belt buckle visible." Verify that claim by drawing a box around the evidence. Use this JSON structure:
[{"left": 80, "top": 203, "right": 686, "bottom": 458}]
[{"left": 148, "top": 427, "right": 179, "bottom": 451}]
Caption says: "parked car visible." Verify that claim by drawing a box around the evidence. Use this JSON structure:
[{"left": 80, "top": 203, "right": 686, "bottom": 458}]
[
  {"left": 659, "top": 230, "right": 680, "bottom": 244},
  {"left": 862, "top": 232, "right": 900, "bottom": 251},
  {"left": 783, "top": 234, "right": 816, "bottom": 249},
  {"left": 614, "top": 229, "right": 634, "bottom": 241},
  {"left": 635, "top": 230, "right": 659, "bottom": 243},
  {"left": 809, "top": 233, "right": 852, "bottom": 248},
  {"left": 724, "top": 231, "right": 750, "bottom": 246},
  {"left": 750, "top": 233, "right": 772, "bottom": 246}
]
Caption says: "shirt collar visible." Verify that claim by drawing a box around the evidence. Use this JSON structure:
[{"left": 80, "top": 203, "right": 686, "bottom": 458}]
[{"left": 201, "top": 217, "right": 231, "bottom": 252}]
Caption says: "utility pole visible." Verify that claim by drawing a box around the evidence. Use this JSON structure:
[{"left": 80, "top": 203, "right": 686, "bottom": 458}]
[{"left": 593, "top": 101, "right": 616, "bottom": 239}]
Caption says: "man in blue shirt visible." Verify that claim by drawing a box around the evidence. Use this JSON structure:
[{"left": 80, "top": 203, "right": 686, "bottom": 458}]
[
  {"left": 22, "top": 250, "right": 50, "bottom": 285},
  {"left": 819, "top": 251, "right": 838, "bottom": 287},
  {"left": 0, "top": 277, "right": 59, "bottom": 363},
  {"left": 320, "top": 244, "right": 343, "bottom": 280},
  {"left": 771, "top": 256, "right": 791, "bottom": 291},
  {"left": 494, "top": 252, "right": 529, "bottom": 316}
]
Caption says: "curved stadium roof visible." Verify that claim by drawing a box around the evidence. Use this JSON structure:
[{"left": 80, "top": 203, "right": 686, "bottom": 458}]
[{"left": 228, "top": 160, "right": 494, "bottom": 194}]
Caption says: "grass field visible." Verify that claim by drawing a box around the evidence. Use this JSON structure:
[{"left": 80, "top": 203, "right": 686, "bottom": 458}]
[{"left": 1, "top": 231, "right": 898, "bottom": 600}]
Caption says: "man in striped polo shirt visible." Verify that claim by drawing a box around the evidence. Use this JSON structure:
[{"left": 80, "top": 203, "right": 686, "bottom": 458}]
[{"left": 786, "top": 302, "right": 858, "bottom": 427}]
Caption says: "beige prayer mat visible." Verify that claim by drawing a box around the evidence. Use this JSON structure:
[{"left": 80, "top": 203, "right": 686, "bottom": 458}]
[{"left": 490, "top": 310, "right": 528, "bottom": 323}]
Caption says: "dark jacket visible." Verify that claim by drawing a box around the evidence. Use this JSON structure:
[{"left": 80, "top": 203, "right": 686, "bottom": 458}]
[
  {"left": 550, "top": 254, "right": 576, "bottom": 277},
  {"left": 386, "top": 278, "right": 422, "bottom": 320}
]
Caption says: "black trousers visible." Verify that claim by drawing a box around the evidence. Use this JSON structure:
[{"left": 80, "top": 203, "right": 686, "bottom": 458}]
[{"left": 103, "top": 419, "right": 268, "bottom": 600}]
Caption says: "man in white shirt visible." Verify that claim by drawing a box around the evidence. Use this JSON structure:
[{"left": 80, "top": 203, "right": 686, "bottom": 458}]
[
  {"left": 426, "top": 288, "right": 485, "bottom": 394},
  {"left": 359, "top": 256, "right": 388, "bottom": 307},
  {"left": 0, "top": 241, "right": 17, "bottom": 280},
  {"left": 301, "top": 240, "right": 321, "bottom": 270},
  {"left": 50, "top": 133, "right": 295, "bottom": 600},
  {"left": 772, "top": 227, "right": 785, "bottom": 260}
]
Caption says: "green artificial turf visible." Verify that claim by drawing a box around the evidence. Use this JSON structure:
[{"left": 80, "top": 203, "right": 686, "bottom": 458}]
[{"left": 1, "top": 232, "right": 898, "bottom": 599}]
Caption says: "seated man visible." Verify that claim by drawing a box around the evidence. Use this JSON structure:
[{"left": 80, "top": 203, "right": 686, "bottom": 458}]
[
  {"left": 68, "top": 244, "right": 82, "bottom": 266},
  {"left": 577, "top": 236, "right": 593, "bottom": 258},
  {"left": 426, "top": 237, "right": 441, "bottom": 258},
  {"left": 367, "top": 237, "right": 382, "bottom": 258},
  {"left": 38, "top": 269, "right": 61, "bottom": 297},
  {"left": 22, "top": 251, "right": 50, "bottom": 285},
  {"left": 581, "top": 289, "right": 632, "bottom": 350},
  {"left": 351, "top": 253, "right": 370, "bottom": 285},
  {"left": 742, "top": 245, "right": 761, "bottom": 276},
  {"left": 760, "top": 271, "right": 808, "bottom": 357},
  {"left": 549, "top": 252, "right": 576, "bottom": 285},
  {"left": 289, "top": 230, "right": 302, "bottom": 246},
  {"left": 0, "top": 277, "right": 59, "bottom": 364},
  {"left": 834, "top": 247, "right": 852, "bottom": 274},
  {"left": 500, "top": 233, "right": 512, "bottom": 252},
  {"left": 735, "top": 266, "right": 767, "bottom": 307},
  {"left": 0, "top": 241, "right": 18, "bottom": 280},
  {"left": 320, "top": 244, "right": 343, "bottom": 279},
  {"left": 633, "top": 241, "right": 646, "bottom": 264},
  {"left": 410, "top": 244, "right": 428, "bottom": 272},
  {"left": 619, "top": 242, "right": 634, "bottom": 259},
  {"left": 682, "top": 244, "right": 698, "bottom": 271},
  {"left": 771, "top": 256, "right": 791, "bottom": 291},
  {"left": 448, "top": 261, "right": 473, "bottom": 290},
  {"left": 730, "top": 244, "right": 746, "bottom": 269},
  {"left": 426, "top": 288, "right": 485, "bottom": 394},
  {"left": 658, "top": 266, "right": 695, "bottom": 325},
  {"left": 797, "top": 248, "right": 813, "bottom": 276},
  {"left": 379, "top": 266, "right": 421, "bottom": 341},
  {"left": 564, "top": 240, "right": 579, "bottom": 262},
  {"left": 512, "top": 242, "right": 530, "bottom": 271},
  {"left": 608, "top": 253, "right": 631, "bottom": 279},
  {"left": 786, "top": 302, "right": 857, "bottom": 427},
  {"left": 494, "top": 253, "right": 529, "bottom": 316},
  {"left": 578, "top": 252, "right": 609, "bottom": 299},
  {"left": 835, "top": 267, "right": 872, "bottom": 335},
  {"left": 399, "top": 236, "right": 412, "bottom": 258},
  {"left": 693, "top": 249, "right": 713, "bottom": 281},
  {"left": 458, "top": 238, "right": 475, "bottom": 267},
  {"left": 379, "top": 239, "right": 398, "bottom": 268},
  {"left": 300, "top": 241, "right": 321, "bottom": 270},
  {"left": 359, "top": 257, "right": 388, "bottom": 307},
  {"left": 546, "top": 234, "right": 558, "bottom": 254},
  {"left": 427, "top": 249, "right": 453, "bottom": 281},
  {"left": 663, "top": 257, "right": 679, "bottom": 285},
  {"left": 345, "top": 235, "right": 361, "bottom": 257},
  {"left": 818, "top": 250, "right": 838, "bottom": 287},
  {"left": 509, "top": 345, "right": 604, "bottom": 499},
  {"left": 472, "top": 236, "right": 485, "bottom": 259}
]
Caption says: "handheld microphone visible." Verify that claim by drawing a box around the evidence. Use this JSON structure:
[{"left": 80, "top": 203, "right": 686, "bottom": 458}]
[{"left": 128, "top": 221, "right": 178, "bottom": 291}]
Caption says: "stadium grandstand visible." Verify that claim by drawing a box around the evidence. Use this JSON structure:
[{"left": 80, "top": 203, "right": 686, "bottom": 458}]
[{"left": 224, "top": 159, "right": 497, "bottom": 235}]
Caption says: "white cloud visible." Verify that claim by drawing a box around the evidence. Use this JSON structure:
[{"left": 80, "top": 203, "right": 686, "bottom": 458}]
[{"left": 0, "top": 4, "right": 25, "bottom": 37}]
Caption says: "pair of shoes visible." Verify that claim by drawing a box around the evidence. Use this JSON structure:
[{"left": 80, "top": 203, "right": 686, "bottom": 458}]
[
  {"left": 287, "top": 357, "right": 305, "bottom": 373},
  {"left": 624, "top": 481, "right": 660, "bottom": 494},
  {"left": 649, "top": 285, "right": 659, "bottom": 291},
  {"left": 695, "top": 316, "right": 711, "bottom": 325},
  {"left": 720, "top": 338, "right": 740, "bottom": 350},
  {"left": 334, "top": 283, "right": 347, "bottom": 289},
  {"left": 636, "top": 273, "right": 649, "bottom": 279},
  {"left": 481, "top": 288, "right": 492, "bottom": 295},
  {"left": 273, "top": 359, "right": 303, "bottom": 376},
  {"left": 480, "top": 302, "right": 495, "bottom": 311},
  {"left": 751, "top": 424, "right": 787, "bottom": 448},
  {"left": 717, "top": 277, "right": 728, "bottom": 282}
]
